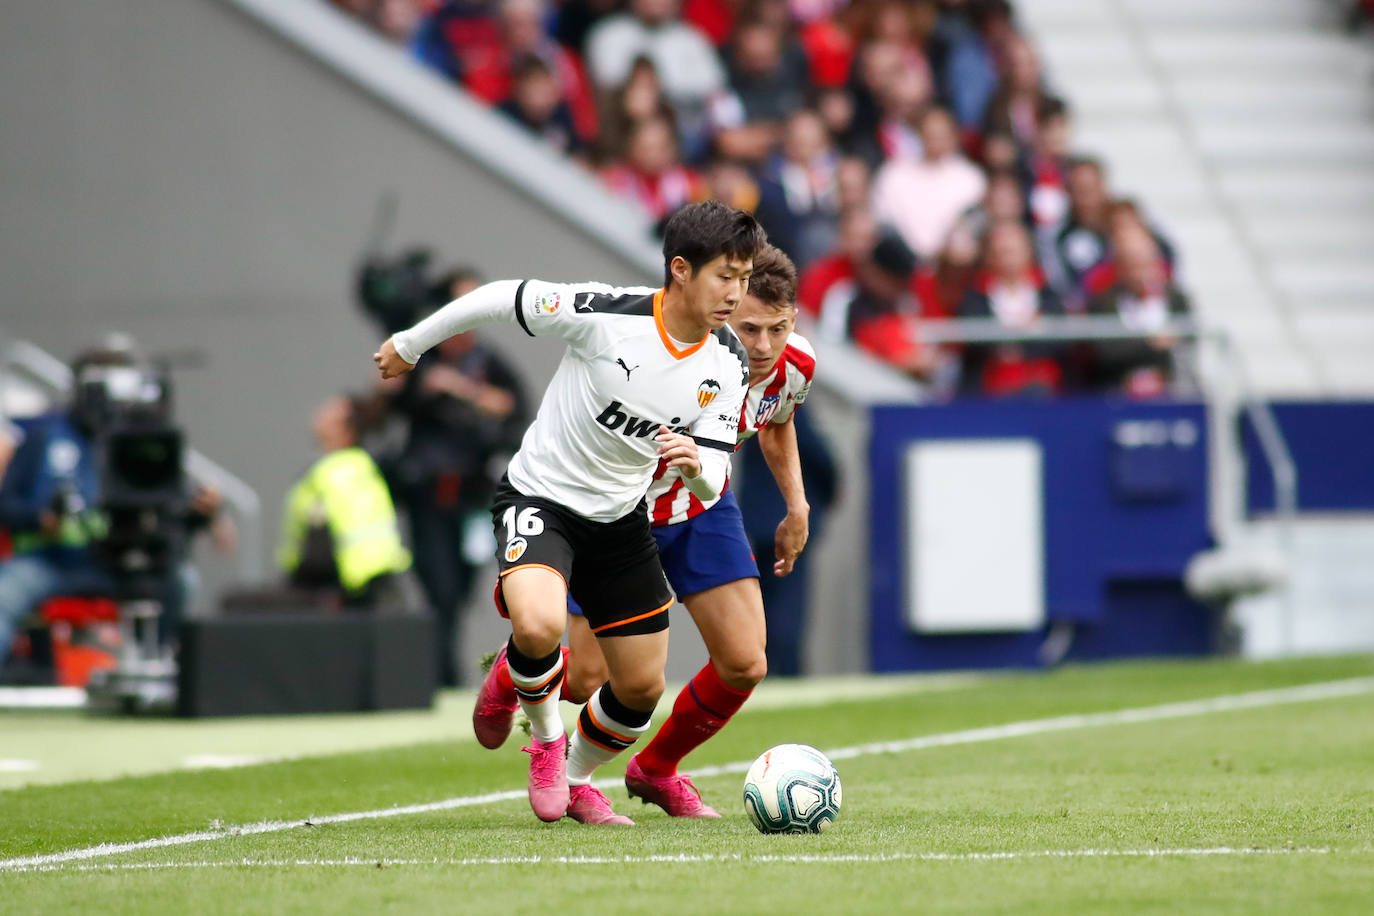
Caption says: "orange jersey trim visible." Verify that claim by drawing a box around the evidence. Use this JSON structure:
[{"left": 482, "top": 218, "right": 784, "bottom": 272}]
[
  {"left": 499, "top": 563, "right": 568, "bottom": 588},
  {"left": 590, "top": 598, "right": 673, "bottom": 634},
  {"left": 654, "top": 289, "right": 709, "bottom": 361}
]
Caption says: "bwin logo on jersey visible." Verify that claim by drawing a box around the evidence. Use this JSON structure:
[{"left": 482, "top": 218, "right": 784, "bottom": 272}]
[
  {"left": 697, "top": 379, "right": 722, "bottom": 408},
  {"left": 596, "top": 401, "right": 690, "bottom": 438},
  {"left": 755, "top": 393, "right": 781, "bottom": 426}
]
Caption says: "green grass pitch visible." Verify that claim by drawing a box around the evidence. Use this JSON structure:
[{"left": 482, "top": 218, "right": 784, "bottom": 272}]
[{"left": 3, "top": 654, "right": 1374, "bottom": 914}]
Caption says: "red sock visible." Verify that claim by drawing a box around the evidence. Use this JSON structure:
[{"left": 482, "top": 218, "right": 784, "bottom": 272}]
[
  {"left": 557, "top": 646, "right": 579, "bottom": 702},
  {"left": 635, "top": 662, "right": 752, "bottom": 777}
]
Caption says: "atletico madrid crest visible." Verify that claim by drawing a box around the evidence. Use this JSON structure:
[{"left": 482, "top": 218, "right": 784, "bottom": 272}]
[{"left": 697, "top": 379, "right": 721, "bottom": 407}]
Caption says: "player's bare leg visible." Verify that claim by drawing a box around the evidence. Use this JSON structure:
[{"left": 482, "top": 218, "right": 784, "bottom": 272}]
[
  {"left": 499, "top": 567, "right": 573, "bottom": 822},
  {"left": 565, "top": 628, "right": 668, "bottom": 825},
  {"left": 565, "top": 612, "right": 608, "bottom": 704},
  {"left": 628, "top": 577, "right": 767, "bottom": 817}
]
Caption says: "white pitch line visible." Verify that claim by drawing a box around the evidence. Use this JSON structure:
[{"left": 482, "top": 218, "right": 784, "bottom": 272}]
[
  {"left": 1, "top": 847, "right": 1341, "bottom": 874},
  {"left": 676, "top": 676, "right": 1374, "bottom": 782},
  {"left": 0, "top": 760, "right": 39, "bottom": 773},
  {"left": 3, "top": 675, "right": 1372, "bottom": 873}
]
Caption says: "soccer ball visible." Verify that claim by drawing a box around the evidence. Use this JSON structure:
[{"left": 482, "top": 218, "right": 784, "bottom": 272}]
[{"left": 742, "top": 743, "right": 842, "bottom": 834}]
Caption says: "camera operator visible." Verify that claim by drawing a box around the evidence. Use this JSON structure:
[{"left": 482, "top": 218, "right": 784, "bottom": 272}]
[
  {"left": 379, "top": 268, "right": 529, "bottom": 687},
  {"left": 0, "top": 340, "right": 232, "bottom": 670}
]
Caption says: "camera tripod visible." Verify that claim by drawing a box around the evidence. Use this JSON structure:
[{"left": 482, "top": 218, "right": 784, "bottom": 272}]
[{"left": 85, "top": 597, "right": 176, "bottom": 714}]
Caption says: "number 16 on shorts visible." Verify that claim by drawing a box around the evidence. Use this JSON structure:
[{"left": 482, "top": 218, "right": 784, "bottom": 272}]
[{"left": 502, "top": 506, "right": 544, "bottom": 563}]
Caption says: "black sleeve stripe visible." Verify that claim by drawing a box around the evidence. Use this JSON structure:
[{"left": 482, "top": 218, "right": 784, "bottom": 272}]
[
  {"left": 580, "top": 291, "right": 655, "bottom": 316},
  {"left": 513, "top": 280, "right": 533, "bottom": 337},
  {"left": 712, "top": 325, "right": 750, "bottom": 382},
  {"left": 695, "top": 437, "right": 736, "bottom": 452}
]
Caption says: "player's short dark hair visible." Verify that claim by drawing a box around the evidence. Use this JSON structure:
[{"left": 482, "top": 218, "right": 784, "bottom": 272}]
[
  {"left": 746, "top": 244, "right": 797, "bottom": 309},
  {"left": 661, "top": 200, "right": 766, "bottom": 288}
]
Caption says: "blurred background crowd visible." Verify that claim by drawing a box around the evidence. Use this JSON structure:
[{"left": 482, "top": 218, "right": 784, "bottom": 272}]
[
  {"left": 9, "top": 0, "right": 1366, "bottom": 696},
  {"left": 331, "top": 0, "right": 1193, "bottom": 400}
]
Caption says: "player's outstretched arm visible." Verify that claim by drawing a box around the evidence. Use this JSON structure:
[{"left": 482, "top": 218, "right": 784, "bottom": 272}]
[
  {"left": 757, "top": 416, "right": 810, "bottom": 577},
  {"left": 374, "top": 279, "right": 527, "bottom": 377},
  {"left": 373, "top": 337, "right": 414, "bottom": 379}
]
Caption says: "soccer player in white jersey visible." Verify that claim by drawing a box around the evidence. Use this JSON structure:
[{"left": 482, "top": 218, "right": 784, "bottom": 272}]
[
  {"left": 375, "top": 202, "right": 764, "bottom": 825},
  {"left": 473, "top": 245, "right": 817, "bottom": 818}
]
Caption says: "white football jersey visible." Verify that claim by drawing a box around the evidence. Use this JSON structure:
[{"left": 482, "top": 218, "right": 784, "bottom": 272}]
[
  {"left": 465, "top": 280, "right": 749, "bottom": 522},
  {"left": 647, "top": 332, "right": 815, "bottom": 527}
]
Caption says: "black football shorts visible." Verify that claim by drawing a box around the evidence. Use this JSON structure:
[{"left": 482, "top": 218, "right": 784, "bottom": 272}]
[{"left": 490, "top": 475, "right": 673, "bottom": 636}]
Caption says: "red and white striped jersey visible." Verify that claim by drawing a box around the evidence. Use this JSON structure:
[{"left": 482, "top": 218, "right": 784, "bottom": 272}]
[{"left": 646, "top": 332, "right": 816, "bottom": 527}]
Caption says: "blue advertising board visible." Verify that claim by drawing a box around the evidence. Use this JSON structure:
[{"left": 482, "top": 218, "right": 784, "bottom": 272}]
[{"left": 868, "top": 399, "right": 1215, "bottom": 671}]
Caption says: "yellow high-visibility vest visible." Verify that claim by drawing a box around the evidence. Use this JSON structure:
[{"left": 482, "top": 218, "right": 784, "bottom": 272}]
[{"left": 277, "top": 447, "right": 410, "bottom": 594}]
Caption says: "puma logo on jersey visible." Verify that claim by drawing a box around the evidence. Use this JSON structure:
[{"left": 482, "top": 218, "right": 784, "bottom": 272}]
[
  {"left": 615, "top": 358, "right": 639, "bottom": 380},
  {"left": 596, "top": 401, "right": 690, "bottom": 438},
  {"left": 574, "top": 292, "right": 596, "bottom": 312}
]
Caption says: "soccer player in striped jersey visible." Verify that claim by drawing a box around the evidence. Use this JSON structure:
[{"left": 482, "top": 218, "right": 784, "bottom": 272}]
[
  {"left": 474, "top": 244, "right": 817, "bottom": 818},
  {"left": 378, "top": 201, "right": 764, "bottom": 825}
]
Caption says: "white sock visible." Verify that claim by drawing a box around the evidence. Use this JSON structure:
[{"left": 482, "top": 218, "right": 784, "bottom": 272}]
[
  {"left": 508, "top": 649, "right": 566, "bottom": 744},
  {"left": 567, "top": 684, "right": 652, "bottom": 786}
]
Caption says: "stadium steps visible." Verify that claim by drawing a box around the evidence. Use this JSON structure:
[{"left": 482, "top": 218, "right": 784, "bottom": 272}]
[
  {"left": 1020, "top": 0, "right": 1374, "bottom": 397},
  {"left": 1232, "top": 516, "right": 1374, "bottom": 658}
]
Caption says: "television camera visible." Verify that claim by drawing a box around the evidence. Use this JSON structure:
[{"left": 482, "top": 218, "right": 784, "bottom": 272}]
[{"left": 68, "top": 351, "right": 191, "bottom": 710}]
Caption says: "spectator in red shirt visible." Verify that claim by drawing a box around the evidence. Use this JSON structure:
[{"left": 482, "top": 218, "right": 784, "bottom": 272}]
[
  {"left": 600, "top": 114, "right": 703, "bottom": 224},
  {"left": 1079, "top": 199, "right": 1179, "bottom": 303},
  {"left": 412, "top": 0, "right": 502, "bottom": 85},
  {"left": 798, "top": 206, "right": 880, "bottom": 322},
  {"left": 452, "top": 0, "right": 598, "bottom": 141},
  {"left": 957, "top": 219, "right": 1067, "bottom": 397},
  {"left": 845, "top": 232, "right": 940, "bottom": 381},
  {"left": 1026, "top": 95, "right": 1072, "bottom": 229}
]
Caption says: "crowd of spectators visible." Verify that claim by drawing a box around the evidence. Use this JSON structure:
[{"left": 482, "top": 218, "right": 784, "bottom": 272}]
[{"left": 331, "top": 0, "right": 1193, "bottom": 399}]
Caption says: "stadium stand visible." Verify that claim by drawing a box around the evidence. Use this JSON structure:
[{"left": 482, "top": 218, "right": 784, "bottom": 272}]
[{"left": 330, "top": 0, "right": 1225, "bottom": 400}]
